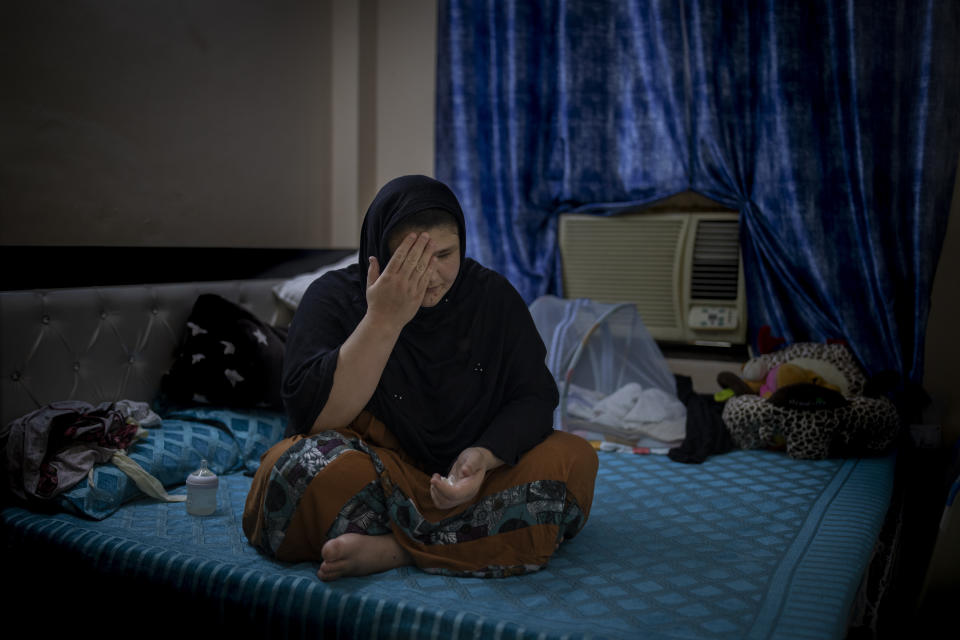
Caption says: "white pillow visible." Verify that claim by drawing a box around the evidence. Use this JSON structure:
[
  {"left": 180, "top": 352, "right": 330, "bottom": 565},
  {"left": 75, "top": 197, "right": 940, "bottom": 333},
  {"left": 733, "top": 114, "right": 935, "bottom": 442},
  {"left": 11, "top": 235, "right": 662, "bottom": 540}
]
[{"left": 272, "top": 252, "right": 358, "bottom": 311}]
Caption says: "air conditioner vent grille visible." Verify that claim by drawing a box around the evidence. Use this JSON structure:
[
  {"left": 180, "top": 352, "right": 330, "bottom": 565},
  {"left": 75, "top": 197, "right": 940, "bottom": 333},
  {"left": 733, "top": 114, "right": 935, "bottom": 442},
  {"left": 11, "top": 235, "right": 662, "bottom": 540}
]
[
  {"left": 691, "top": 220, "right": 740, "bottom": 300},
  {"left": 560, "top": 216, "right": 684, "bottom": 328},
  {"left": 558, "top": 210, "right": 745, "bottom": 344}
]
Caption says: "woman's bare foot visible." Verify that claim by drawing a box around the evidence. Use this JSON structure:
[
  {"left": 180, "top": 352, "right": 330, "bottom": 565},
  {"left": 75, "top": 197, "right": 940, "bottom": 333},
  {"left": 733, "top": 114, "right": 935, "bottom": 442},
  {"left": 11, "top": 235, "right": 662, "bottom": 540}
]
[{"left": 317, "top": 533, "right": 413, "bottom": 581}]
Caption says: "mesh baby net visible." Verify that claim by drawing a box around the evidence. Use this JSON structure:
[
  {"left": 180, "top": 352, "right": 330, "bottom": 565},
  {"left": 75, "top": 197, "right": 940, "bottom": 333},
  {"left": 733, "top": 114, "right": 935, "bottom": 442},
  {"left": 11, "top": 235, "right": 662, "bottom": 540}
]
[{"left": 529, "top": 296, "right": 686, "bottom": 449}]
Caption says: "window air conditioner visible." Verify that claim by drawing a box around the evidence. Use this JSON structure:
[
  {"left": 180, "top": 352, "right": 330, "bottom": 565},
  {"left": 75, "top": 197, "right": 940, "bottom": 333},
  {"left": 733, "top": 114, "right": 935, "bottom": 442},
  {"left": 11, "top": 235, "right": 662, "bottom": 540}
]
[{"left": 558, "top": 211, "right": 746, "bottom": 346}]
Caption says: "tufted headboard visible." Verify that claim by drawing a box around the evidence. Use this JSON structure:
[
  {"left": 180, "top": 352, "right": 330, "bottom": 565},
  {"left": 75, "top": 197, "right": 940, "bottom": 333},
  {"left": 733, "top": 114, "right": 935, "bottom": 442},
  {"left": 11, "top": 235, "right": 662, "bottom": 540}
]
[{"left": 0, "top": 279, "right": 292, "bottom": 427}]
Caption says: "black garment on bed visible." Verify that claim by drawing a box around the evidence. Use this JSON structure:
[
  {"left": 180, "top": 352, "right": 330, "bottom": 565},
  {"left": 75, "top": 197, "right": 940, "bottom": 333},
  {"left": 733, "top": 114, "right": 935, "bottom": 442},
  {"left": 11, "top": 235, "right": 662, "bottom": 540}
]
[
  {"left": 668, "top": 375, "right": 735, "bottom": 464},
  {"left": 281, "top": 175, "right": 558, "bottom": 475}
]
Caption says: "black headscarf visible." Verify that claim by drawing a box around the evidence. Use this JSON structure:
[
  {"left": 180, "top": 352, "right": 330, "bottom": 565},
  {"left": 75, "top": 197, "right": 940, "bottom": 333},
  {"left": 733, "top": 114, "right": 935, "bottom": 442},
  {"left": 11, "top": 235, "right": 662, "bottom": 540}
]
[{"left": 281, "top": 175, "right": 558, "bottom": 474}]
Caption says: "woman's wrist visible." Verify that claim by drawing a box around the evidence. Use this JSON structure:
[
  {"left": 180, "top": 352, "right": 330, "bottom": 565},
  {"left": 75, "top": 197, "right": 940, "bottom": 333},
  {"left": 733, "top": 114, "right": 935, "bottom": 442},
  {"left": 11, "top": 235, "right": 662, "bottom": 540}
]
[
  {"left": 472, "top": 446, "right": 504, "bottom": 472},
  {"left": 361, "top": 307, "right": 407, "bottom": 339}
]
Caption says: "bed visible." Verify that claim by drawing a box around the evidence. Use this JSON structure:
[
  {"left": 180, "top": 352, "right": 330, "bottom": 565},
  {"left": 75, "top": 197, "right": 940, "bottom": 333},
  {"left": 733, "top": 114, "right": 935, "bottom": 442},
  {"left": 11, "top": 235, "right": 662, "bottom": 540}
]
[{"left": 0, "top": 272, "right": 900, "bottom": 639}]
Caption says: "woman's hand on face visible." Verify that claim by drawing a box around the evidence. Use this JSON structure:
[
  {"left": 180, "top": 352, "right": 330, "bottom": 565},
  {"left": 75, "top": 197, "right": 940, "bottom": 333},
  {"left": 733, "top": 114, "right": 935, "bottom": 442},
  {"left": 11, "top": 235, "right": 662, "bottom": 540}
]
[
  {"left": 366, "top": 232, "right": 437, "bottom": 330},
  {"left": 429, "top": 447, "right": 503, "bottom": 510}
]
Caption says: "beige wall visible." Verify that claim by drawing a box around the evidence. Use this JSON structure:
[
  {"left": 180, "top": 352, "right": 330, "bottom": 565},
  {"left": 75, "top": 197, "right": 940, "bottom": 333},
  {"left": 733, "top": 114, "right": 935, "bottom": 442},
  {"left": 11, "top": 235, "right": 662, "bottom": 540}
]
[
  {"left": 329, "top": 0, "right": 437, "bottom": 247},
  {"left": 924, "top": 155, "right": 960, "bottom": 445},
  {"left": 0, "top": 0, "right": 437, "bottom": 249},
  {"left": 0, "top": 1, "right": 334, "bottom": 247}
]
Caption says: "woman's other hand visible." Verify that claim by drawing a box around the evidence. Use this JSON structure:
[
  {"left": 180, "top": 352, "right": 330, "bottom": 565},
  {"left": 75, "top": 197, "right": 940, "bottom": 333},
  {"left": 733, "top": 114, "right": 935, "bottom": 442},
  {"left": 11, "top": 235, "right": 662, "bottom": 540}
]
[
  {"left": 366, "top": 232, "right": 437, "bottom": 330},
  {"left": 429, "top": 447, "right": 503, "bottom": 510}
]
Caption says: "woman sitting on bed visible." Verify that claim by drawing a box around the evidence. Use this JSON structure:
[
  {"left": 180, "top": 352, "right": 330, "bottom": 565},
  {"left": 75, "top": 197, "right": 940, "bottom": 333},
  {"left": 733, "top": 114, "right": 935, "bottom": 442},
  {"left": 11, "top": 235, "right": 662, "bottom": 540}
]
[{"left": 243, "top": 175, "right": 598, "bottom": 580}]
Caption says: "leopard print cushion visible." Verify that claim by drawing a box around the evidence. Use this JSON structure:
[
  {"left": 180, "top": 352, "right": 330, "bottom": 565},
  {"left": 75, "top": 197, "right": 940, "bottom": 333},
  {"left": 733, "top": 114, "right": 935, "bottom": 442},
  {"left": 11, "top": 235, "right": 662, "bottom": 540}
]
[{"left": 722, "top": 343, "right": 900, "bottom": 459}]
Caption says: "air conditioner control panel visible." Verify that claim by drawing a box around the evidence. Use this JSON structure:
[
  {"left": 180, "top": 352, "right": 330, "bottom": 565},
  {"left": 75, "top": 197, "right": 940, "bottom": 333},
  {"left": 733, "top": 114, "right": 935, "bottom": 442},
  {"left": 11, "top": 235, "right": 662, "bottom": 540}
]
[{"left": 688, "top": 305, "right": 739, "bottom": 330}]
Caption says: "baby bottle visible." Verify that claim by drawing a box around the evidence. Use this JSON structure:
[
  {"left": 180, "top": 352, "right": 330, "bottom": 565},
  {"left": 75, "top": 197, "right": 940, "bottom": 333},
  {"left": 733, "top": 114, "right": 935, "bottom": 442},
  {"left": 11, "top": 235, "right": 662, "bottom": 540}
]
[{"left": 186, "top": 459, "right": 219, "bottom": 516}]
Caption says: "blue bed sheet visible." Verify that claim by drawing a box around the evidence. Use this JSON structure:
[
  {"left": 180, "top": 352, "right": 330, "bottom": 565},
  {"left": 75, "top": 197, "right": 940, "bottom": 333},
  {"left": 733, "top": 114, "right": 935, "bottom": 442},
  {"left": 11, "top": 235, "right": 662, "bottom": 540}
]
[{"left": 0, "top": 447, "right": 894, "bottom": 639}]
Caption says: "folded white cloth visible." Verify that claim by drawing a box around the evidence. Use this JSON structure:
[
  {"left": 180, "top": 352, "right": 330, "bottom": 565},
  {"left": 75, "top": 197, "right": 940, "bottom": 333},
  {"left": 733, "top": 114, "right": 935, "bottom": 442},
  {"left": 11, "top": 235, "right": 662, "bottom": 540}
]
[
  {"left": 624, "top": 387, "right": 686, "bottom": 424},
  {"left": 568, "top": 382, "right": 687, "bottom": 442},
  {"left": 591, "top": 382, "right": 645, "bottom": 424}
]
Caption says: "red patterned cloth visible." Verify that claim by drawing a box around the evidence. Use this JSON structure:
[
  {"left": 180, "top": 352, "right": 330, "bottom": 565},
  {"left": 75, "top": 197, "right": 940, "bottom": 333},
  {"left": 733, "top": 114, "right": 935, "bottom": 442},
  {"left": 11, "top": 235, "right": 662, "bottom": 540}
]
[{"left": 1, "top": 401, "right": 147, "bottom": 501}]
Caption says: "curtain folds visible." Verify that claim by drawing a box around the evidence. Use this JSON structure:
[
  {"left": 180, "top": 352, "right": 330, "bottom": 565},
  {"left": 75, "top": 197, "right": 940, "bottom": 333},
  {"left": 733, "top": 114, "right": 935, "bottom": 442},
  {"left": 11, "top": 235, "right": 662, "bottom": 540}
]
[{"left": 435, "top": 0, "right": 959, "bottom": 383}]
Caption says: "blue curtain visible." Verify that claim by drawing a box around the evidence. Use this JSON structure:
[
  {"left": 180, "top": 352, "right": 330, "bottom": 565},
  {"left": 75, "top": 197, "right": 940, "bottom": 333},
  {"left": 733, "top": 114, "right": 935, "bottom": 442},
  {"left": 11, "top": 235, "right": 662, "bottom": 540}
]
[{"left": 435, "top": 0, "right": 960, "bottom": 383}]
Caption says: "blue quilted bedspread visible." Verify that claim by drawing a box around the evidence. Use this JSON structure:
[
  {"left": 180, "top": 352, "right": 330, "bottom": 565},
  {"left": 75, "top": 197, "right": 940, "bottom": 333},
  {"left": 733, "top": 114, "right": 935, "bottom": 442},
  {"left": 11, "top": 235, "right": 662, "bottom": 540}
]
[{"left": 1, "top": 436, "right": 894, "bottom": 639}]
